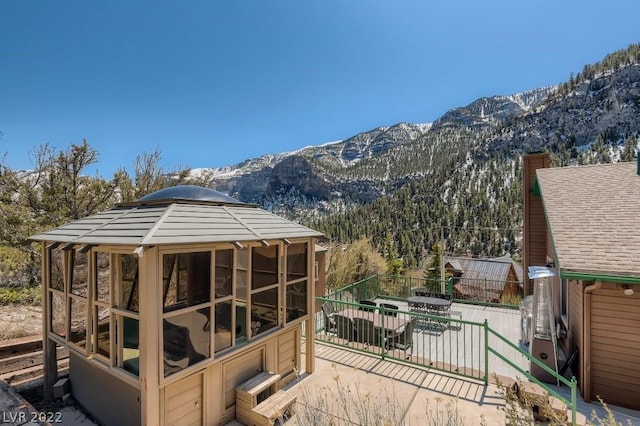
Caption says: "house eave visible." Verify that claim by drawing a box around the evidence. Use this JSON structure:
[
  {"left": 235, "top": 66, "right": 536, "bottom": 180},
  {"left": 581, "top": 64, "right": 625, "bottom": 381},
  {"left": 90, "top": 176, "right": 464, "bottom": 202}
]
[{"left": 560, "top": 270, "right": 640, "bottom": 285}]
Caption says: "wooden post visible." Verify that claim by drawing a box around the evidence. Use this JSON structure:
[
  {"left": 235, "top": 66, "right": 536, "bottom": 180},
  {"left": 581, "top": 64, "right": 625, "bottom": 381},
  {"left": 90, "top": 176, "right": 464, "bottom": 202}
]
[
  {"left": 440, "top": 228, "right": 446, "bottom": 294},
  {"left": 138, "top": 246, "right": 161, "bottom": 426},
  {"left": 305, "top": 238, "right": 315, "bottom": 374},
  {"left": 41, "top": 242, "right": 57, "bottom": 401}
]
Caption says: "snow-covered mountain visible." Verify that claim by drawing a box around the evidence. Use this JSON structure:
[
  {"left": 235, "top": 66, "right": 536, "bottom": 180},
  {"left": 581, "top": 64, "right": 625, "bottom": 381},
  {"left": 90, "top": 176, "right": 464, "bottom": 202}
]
[
  {"left": 191, "top": 122, "right": 431, "bottom": 180},
  {"left": 188, "top": 52, "right": 640, "bottom": 232},
  {"left": 190, "top": 122, "right": 432, "bottom": 210},
  {"left": 189, "top": 86, "right": 556, "bottom": 213}
]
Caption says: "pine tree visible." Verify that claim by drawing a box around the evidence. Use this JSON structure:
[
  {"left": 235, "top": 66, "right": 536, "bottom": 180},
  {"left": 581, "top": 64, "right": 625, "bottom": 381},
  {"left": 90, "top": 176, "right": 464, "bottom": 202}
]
[{"left": 424, "top": 242, "right": 442, "bottom": 280}]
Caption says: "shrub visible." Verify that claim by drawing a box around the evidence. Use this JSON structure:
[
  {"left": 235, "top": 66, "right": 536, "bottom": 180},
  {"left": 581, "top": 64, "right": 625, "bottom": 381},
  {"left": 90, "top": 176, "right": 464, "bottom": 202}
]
[
  {"left": 325, "top": 239, "right": 387, "bottom": 294},
  {"left": 0, "top": 245, "right": 41, "bottom": 291},
  {"left": 0, "top": 285, "right": 42, "bottom": 305},
  {"left": 495, "top": 377, "right": 634, "bottom": 426}
]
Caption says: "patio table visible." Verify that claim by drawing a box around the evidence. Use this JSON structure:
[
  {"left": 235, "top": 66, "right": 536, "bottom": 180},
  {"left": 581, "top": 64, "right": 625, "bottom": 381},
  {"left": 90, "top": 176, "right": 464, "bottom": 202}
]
[{"left": 407, "top": 296, "right": 451, "bottom": 316}]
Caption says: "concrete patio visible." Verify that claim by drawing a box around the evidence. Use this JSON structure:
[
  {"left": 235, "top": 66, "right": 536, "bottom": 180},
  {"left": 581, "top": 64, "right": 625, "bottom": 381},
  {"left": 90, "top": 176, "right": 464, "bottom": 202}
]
[{"left": 276, "top": 341, "right": 640, "bottom": 425}]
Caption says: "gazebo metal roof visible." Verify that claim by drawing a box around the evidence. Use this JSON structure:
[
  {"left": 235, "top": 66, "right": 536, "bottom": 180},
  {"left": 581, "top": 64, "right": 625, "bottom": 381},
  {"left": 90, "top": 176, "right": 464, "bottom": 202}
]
[{"left": 29, "top": 185, "right": 323, "bottom": 246}]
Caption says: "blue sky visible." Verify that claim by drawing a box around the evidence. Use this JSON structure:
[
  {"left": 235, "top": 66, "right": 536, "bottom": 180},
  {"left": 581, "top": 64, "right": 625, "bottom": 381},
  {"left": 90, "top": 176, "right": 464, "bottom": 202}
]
[{"left": 1, "top": 1, "right": 639, "bottom": 176}]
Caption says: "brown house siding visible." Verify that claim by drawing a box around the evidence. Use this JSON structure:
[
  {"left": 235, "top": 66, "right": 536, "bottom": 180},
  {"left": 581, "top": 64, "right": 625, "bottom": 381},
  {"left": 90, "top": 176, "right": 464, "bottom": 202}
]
[
  {"left": 523, "top": 154, "right": 550, "bottom": 295},
  {"left": 589, "top": 283, "right": 640, "bottom": 410}
]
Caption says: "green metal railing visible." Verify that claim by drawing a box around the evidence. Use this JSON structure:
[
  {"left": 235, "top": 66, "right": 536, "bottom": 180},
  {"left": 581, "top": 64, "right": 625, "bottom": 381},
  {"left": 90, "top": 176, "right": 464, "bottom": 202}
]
[
  {"left": 314, "top": 294, "right": 577, "bottom": 425},
  {"left": 330, "top": 275, "right": 524, "bottom": 309},
  {"left": 315, "top": 297, "right": 486, "bottom": 381},
  {"left": 487, "top": 324, "right": 577, "bottom": 425}
]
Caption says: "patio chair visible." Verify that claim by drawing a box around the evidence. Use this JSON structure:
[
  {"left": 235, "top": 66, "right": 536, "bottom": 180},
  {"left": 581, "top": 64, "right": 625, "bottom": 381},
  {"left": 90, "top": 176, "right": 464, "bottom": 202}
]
[
  {"left": 434, "top": 294, "right": 452, "bottom": 316},
  {"left": 380, "top": 303, "right": 399, "bottom": 317},
  {"left": 358, "top": 300, "right": 377, "bottom": 312},
  {"left": 354, "top": 317, "right": 380, "bottom": 348},
  {"left": 334, "top": 314, "right": 355, "bottom": 342},
  {"left": 411, "top": 287, "right": 431, "bottom": 297},
  {"left": 321, "top": 302, "right": 337, "bottom": 335},
  {"left": 392, "top": 318, "right": 416, "bottom": 359}
]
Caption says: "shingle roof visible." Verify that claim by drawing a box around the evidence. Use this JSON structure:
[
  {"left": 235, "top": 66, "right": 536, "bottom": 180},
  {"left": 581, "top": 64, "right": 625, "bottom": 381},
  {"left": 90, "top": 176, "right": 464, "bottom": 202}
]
[
  {"left": 536, "top": 161, "right": 640, "bottom": 277},
  {"left": 29, "top": 186, "right": 323, "bottom": 246},
  {"left": 444, "top": 256, "right": 521, "bottom": 283}
]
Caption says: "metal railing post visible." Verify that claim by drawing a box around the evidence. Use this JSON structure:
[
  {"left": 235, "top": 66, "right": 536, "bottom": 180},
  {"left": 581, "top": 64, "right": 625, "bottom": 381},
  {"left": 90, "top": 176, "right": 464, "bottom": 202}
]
[
  {"left": 571, "top": 376, "right": 577, "bottom": 425},
  {"left": 484, "top": 319, "right": 489, "bottom": 385},
  {"left": 484, "top": 278, "right": 487, "bottom": 301},
  {"left": 381, "top": 305, "right": 386, "bottom": 360}
]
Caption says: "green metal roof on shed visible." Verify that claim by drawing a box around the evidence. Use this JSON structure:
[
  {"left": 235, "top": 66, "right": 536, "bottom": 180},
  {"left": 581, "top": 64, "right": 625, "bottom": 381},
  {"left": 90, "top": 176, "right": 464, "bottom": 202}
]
[{"left": 29, "top": 185, "right": 323, "bottom": 246}]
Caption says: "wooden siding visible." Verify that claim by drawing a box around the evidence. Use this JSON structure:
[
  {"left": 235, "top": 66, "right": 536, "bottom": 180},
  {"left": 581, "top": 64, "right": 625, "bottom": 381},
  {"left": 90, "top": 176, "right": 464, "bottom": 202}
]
[
  {"left": 589, "top": 285, "right": 640, "bottom": 410},
  {"left": 277, "top": 326, "right": 301, "bottom": 385},
  {"left": 164, "top": 372, "right": 203, "bottom": 426},
  {"left": 222, "top": 346, "right": 265, "bottom": 411},
  {"left": 523, "top": 154, "right": 550, "bottom": 295},
  {"left": 206, "top": 327, "right": 303, "bottom": 425}
]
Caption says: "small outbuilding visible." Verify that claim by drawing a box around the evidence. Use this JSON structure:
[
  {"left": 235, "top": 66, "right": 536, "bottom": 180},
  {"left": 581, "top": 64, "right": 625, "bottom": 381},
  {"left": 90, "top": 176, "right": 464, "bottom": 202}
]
[
  {"left": 29, "top": 185, "right": 323, "bottom": 425},
  {"left": 445, "top": 256, "right": 523, "bottom": 303}
]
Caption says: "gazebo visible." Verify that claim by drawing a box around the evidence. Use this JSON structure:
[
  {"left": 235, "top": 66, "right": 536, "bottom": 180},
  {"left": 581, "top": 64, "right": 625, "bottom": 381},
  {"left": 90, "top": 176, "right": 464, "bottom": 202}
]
[{"left": 29, "top": 185, "right": 322, "bottom": 425}]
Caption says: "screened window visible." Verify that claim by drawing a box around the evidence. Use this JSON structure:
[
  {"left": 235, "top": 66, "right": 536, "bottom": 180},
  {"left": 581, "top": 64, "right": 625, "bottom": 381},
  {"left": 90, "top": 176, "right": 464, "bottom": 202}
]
[
  {"left": 93, "top": 252, "right": 112, "bottom": 362},
  {"left": 250, "top": 245, "right": 280, "bottom": 337},
  {"left": 118, "top": 254, "right": 139, "bottom": 312},
  {"left": 235, "top": 248, "right": 248, "bottom": 346},
  {"left": 92, "top": 251, "right": 140, "bottom": 377},
  {"left": 162, "top": 251, "right": 213, "bottom": 377},
  {"left": 215, "top": 250, "right": 233, "bottom": 298},
  {"left": 252, "top": 246, "right": 278, "bottom": 290},
  {"left": 95, "top": 306, "right": 110, "bottom": 358},
  {"left": 214, "top": 249, "right": 234, "bottom": 353},
  {"left": 286, "top": 243, "right": 307, "bottom": 282},
  {"left": 285, "top": 243, "right": 308, "bottom": 322},
  {"left": 49, "top": 247, "right": 64, "bottom": 292},
  {"left": 163, "top": 252, "right": 211, "bottom": 312},
  {"left": 69, "top": 297, "right": 87, "bottom": 347},
  {"left": 48, "top": 247, "right": 67, "bottom": 339},
  {"left": 50, "top": 291, "right": 66, "bottom": 338},
  {"left": 163, "top": 307, "right": 210, "bottom": 377},
  {"left": 214, "top": 301, "right": 232, "bottom": 352},
  {"left": 46, "top": 249, "right": 141, "bottom": 376},
  {"left": 115, "top": 254, "right": 140, "bottom": 376},
  {"left": 251, "top": 287, "right": 278, "bottom": 336},
  {"left": 95, "top": 252, "right": 110, "bottom": 304},
  {"left": 68, "top": 250, "right": 88, "bottom": 349},
  {"left": 236, "top": 248, "right": 248, "bottom": 300},
  {"left": 70, "top": 251, "right": 88, "bottom": 297},
  {"left": 286, "top": 282, "right": 307, "bottom": 321}
]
